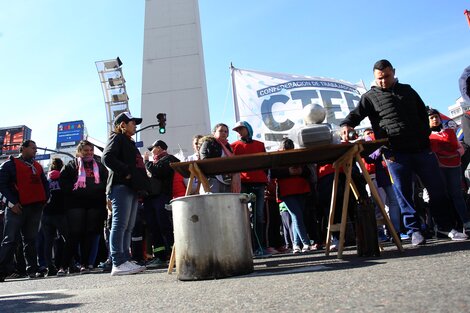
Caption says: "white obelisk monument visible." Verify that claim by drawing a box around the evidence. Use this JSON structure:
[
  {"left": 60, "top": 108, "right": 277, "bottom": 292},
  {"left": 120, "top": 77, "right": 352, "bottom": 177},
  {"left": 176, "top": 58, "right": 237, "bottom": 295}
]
[{"left": 140, "top": 0, "right": 210, "bottom": 156}]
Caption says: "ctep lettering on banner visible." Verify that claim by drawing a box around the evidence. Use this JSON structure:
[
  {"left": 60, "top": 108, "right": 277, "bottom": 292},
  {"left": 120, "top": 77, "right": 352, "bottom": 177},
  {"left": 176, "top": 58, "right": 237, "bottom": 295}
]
[{"left": 231, "top": 67, "right": 370, "bottom": 150}]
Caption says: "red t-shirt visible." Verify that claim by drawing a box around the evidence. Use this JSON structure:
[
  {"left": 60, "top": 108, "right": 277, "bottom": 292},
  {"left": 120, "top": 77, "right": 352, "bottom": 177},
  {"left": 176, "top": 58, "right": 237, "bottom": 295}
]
[{"left": 231, "top": 139, "right": 268, "bottom": 183}]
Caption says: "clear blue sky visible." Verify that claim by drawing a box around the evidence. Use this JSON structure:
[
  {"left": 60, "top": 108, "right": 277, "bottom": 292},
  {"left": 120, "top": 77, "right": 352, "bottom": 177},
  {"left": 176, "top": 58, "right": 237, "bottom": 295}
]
[{"left": 1, "top": 0, "right": 470, "bottom": 149}]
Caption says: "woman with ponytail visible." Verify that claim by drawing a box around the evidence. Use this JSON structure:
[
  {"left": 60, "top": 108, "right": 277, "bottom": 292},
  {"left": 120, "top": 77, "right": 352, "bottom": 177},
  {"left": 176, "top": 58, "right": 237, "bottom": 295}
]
[{"left": 102, "top": 112, "right": 150, "bottom": 276}]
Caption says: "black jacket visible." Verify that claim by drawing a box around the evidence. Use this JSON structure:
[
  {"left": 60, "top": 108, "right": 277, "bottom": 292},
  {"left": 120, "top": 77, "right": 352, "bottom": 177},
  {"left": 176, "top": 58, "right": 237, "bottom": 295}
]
[
  {"left": 199, "top": 136, "right": 233, "bottom": 160},
  {"left": 43, "top": 171, "right": 65, "bottom": 215},
  {"left": 59, "top": 158, "right": 108, "bottom": 209},
  {"left": 145, "top": 154, "right": 180, "bottom": 196},
  {"left": 102, "top": 132, "right": 151, "bottom": 195},
  {"left": 341, "top": 82, "right": 430, "bottom": 152}
]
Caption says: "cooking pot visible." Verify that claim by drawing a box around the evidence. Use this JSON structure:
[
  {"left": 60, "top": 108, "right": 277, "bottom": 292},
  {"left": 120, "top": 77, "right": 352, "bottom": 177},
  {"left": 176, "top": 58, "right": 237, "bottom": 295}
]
[{"left": 170, "top": 193, "right": 254, "bottom": 280}]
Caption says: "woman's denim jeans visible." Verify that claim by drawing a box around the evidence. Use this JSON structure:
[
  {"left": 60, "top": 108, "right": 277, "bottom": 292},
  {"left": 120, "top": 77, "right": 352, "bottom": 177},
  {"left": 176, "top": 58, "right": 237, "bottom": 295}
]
[
  {"left": 281, "top": 194, "right": 310, "bottom": 247},
  {"left": 109, "top": 184, "right": 138, "bottom": 266},
  {"left": 441, "top": 166, "right": 470, "bottom": 224}
]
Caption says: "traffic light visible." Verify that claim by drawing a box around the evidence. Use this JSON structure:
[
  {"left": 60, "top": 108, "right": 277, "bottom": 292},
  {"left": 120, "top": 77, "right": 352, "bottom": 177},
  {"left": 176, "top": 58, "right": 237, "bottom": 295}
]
[{"left": 157, "top": 113, "right": 166, "bottom": 134}]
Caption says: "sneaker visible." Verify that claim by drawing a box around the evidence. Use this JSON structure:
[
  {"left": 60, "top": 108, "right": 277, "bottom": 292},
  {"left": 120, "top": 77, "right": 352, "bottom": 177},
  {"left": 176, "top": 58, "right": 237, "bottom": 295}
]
[
  {"left": 145, "top": 258, "right": 165, "bottom": 269},
  {"left": 28, "top": 272, "right": 39, "bottom": 279},
  {"left": 80, "top": 266, "right": 90, "bottom": 275},
  {"left": 264, "top": 247, "right": 279, "bottom": 254},
  {"left": 98, "top": 259, "right": 112, "bottom": 273},
  {"left": 292, "top": 245, "right": 301, "bottom": 254},
  {"left": 301, "top": 244, "right": 317, "bottom": 252},
  {"left": 253, "top": 248, "right": 272, "bottom": 258},
  {"left": 446, "top": 229, "right": 468, "bottom": 241},
  {"left": 330, "top": 238, "right": 339, "bottom": 251},
  {"left": 68, "top": 264, "right": 81, "bottom": 274},
  {"left": 400, "top": 233, "right": 410, "bottom": 240},
  {"left": 0, "top": 273, "right": 5, "bottom": 282},
  {"left": 47, "top": 266, "right": 58, "bottom": 277},
  {"left": 126, "top": 261, "right": 146, "bottom": 273},
  {"left": 378, "top": 232, "right": 389, "bottom": 243},
  {"left": 463, "top": 221, "right": 470, "bottom": 236},
  {"left": 411, "top": 231, "right": 426, "bottom": 246},
  {"left": 110, "top": 262, "right": 142, "bottom": 276},
  {"left": 276, "top": 246, "right": 292, "bottom": 254},
  {"left": 35, "top": 267, "right": 48, "bottom": 278},
  {"left": 57, "top": 268, "right": 67, "bottom": 277}
]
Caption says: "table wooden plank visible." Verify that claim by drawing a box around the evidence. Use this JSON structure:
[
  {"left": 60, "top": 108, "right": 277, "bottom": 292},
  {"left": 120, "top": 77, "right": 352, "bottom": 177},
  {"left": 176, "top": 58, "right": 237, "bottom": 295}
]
[{"left": 170, "top": 140, "right": 387, "bottom": 178}]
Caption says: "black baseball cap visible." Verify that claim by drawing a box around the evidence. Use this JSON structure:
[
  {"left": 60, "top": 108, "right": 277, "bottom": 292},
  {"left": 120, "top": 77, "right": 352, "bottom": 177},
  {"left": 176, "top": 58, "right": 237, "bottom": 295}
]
[
  {"left": 147, "top": 140, "right": 168, "bottom": 151},
  {"left": 114, "top": 112, "right": 143, "bottom": 126}
]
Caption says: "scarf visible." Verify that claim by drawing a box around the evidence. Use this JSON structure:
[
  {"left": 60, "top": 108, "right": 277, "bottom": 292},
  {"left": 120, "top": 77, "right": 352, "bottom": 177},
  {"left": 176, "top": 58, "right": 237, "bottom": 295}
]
[
  {"left": 153, "top": 151, "right": 168, "bottom": 163},
  {"left": 215, "top": 138, "right": 240, "bottom": 192},
  {"left": 19, "top": 156, "right": 37, "bottom": 175},
  {"left": 216, "top": 138, "right": 233, "bottom": 157},
  {"left": 74, "top": 157, "right": 100, "bottom": 190}
]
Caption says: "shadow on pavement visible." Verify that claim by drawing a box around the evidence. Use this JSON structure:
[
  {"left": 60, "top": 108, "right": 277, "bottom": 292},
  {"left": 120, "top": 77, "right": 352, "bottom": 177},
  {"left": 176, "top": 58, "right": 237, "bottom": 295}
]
[
  {"left": 241, "top": 239, "right": 470, "bottom": 278},
  {"left": 0, "top": 291, "right": 81, "bottom": 312}
]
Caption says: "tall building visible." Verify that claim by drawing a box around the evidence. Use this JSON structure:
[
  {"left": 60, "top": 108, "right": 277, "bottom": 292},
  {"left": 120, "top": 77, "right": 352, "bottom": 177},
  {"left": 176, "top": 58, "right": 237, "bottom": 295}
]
[
  {"left": 140, "top": 0, "right": 210, "bottom": 157},
  {"left": 448, "top": 97, "right": 470, "bottom": 125}
]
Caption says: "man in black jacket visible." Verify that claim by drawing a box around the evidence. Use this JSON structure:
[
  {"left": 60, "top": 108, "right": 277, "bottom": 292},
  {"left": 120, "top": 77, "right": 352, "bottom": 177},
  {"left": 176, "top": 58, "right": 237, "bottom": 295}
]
[{"left": 340, "top": 59, "right": 467, "bottom": 245}]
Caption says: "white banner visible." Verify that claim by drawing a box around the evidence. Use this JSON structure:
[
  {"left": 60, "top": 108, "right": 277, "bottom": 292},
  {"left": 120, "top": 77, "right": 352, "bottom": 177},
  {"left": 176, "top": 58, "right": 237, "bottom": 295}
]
[{"left": 231, "top": 67, "right": 369, "bottom": 151}]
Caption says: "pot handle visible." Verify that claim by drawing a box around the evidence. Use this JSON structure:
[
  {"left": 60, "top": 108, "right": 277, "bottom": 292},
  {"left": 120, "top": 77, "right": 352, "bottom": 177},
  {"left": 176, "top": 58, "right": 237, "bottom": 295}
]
[{"left": 239, "top": 193, "right": 256, "bottom": 203}]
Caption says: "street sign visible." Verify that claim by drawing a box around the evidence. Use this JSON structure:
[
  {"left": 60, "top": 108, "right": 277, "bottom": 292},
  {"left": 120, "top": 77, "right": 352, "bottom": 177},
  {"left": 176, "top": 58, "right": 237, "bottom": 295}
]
[{"left": 35, "top": 154, "right": 51, "bottom": 161}]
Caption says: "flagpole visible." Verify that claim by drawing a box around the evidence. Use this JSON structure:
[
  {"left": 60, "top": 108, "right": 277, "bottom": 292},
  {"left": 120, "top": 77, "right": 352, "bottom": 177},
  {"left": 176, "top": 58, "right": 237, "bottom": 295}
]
[{"left": 230, "top": 63, "right": 241, "bottom": 121}]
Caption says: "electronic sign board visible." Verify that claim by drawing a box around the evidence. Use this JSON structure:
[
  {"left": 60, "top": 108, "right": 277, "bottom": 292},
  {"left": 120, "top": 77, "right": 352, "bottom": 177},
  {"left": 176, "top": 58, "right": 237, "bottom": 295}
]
[
  {"left": 0, "top": 125, "right": 32, "bottom": 156},
  {"left": 56, "top": 120, "right": 85, "bottom": 149}
]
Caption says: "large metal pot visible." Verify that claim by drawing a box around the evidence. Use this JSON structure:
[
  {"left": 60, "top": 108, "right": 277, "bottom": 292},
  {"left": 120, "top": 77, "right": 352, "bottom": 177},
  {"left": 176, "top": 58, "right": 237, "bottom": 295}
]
[{"left": 170, "top": 193, "right": 254, "bottom": 281}]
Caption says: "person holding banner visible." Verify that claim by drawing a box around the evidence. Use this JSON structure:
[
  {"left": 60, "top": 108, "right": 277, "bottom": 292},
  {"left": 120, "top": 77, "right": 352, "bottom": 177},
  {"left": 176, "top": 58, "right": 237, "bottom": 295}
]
[{"left": 340, "top": 59, "right": 467, "bottom": 246}]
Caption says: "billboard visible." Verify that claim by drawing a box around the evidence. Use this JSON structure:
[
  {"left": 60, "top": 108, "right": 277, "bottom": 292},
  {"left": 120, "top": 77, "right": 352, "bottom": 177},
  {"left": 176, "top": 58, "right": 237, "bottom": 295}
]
[
  {"left": 0, "top": 125, "right": 32, "bottom": 156},
  {"left": 56, "top": 120, "right": 85, "bottom": 149}
]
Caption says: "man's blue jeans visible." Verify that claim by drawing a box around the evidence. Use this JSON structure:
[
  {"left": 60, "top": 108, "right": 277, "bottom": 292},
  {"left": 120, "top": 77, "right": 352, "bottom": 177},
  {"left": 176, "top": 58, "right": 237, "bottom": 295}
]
[
  {"left": 109, "top": 185, "right": 138, "bottom": 266},
  {"left": 0, "top": 203, "right": 43, "bottom": 275},
  {"left": 384, "top": 149, "right": 453, "bottom": 234}
]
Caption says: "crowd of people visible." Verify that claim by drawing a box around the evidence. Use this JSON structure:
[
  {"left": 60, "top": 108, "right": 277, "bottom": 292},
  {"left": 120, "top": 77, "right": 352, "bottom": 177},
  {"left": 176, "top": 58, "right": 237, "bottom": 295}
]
[{"left": 1, "top": 59, "right": 469, "bottom": 282}]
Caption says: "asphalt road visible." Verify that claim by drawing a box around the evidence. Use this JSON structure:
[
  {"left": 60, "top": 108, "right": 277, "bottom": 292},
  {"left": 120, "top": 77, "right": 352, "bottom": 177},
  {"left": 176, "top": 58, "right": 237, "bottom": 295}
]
[{"left": 1, "top": 238, "right": 469, "bottom": 312}]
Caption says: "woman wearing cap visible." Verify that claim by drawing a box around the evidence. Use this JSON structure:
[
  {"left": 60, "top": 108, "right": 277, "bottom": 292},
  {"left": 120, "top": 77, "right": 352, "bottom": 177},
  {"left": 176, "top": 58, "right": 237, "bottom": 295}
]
[
  {"left": 199, "top": 123, "right": 241, "bottom": 193},
  {"left": 102, "top": 112, "right": 150, "bottom": 276},
  {"left": 428, "top": 108, "right": 470, "bottom": 235}
]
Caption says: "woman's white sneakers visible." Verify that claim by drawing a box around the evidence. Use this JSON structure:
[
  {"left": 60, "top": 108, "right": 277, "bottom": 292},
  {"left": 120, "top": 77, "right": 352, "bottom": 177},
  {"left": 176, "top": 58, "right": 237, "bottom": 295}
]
[{"left": 111, "top": 261, "right": 146, "bottom": 276}]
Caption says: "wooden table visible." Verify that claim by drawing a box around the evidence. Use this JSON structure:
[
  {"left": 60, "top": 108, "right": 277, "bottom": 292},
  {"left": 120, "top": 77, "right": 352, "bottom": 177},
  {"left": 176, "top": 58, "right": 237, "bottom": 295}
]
[{"left": 169, "top": 140, "right": 403, "bottom": 262}]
